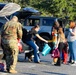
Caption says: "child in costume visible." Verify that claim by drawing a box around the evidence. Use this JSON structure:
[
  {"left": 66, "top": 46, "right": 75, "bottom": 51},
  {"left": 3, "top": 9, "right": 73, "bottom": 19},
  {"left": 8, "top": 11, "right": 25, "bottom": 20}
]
[{"left": 48, "top": 28, "right": 59, "bottom": 64}]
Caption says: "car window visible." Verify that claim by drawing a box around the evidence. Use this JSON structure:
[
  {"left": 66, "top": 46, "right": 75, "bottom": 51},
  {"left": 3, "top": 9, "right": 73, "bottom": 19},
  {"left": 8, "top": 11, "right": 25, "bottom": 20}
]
[
  {"left": 26, "top": 19, "right": 40, "bottom": 26},
  {"left": 42, "top": 19, "right": 54, "bottom": 26}
]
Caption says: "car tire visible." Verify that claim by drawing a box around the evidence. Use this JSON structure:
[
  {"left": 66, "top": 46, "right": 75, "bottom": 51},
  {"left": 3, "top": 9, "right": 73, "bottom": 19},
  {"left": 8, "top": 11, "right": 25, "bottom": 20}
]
[{"left": 36, "top": 36, "right": 50, "bottom": 52}]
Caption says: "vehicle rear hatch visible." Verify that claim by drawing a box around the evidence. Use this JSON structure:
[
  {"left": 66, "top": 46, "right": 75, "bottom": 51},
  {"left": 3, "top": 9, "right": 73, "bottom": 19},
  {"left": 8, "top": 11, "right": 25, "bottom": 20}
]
[{"left": 15, "top": 7, "right": 41, "bottom": 19}]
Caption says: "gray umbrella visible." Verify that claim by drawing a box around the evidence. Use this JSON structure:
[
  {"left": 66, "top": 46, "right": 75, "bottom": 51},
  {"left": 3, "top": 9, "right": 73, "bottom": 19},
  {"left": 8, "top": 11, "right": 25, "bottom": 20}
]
[{"left": 0, "top": 3, "right": 21, "bottom": 17}]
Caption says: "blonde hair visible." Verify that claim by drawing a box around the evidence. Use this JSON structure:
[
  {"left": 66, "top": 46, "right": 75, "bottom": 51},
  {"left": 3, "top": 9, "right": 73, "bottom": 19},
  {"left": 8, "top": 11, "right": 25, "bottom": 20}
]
[
  {"left": 58, "top": 27, "right": 63, "bottom": 34},
  {"left": 58, "top": 27, "right": 65, "bottom": 42}
]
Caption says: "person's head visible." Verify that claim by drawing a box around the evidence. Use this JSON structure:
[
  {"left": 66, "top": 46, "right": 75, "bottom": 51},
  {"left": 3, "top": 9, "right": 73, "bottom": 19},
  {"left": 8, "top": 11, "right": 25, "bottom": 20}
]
[
  {"left": 52, "top": 28, "right": 57, "bottom": 35},
  {"left": 11, "top": 16, "right": 18, "bottom": 22},
  {"left": 69, "top": 21, "right": 76, "bottom": 29},
  {"left": 32, "top": 24, "right": 40, "bottom": 32},
  {"left": 54, "top": 19, "right": 60, "bottom": 28}
]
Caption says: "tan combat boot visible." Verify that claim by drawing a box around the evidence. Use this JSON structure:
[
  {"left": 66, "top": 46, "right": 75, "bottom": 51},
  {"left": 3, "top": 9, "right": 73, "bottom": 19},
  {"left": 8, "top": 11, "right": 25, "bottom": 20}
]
[{"left": 9, "top": 70, "right": 17, "bottom": 74}]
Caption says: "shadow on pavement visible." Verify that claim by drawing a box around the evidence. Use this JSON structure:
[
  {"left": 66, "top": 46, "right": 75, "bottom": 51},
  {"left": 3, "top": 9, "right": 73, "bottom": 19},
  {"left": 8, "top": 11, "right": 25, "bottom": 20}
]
[{"left": 42, "top": 71, "right": 68, "bottom": 75}]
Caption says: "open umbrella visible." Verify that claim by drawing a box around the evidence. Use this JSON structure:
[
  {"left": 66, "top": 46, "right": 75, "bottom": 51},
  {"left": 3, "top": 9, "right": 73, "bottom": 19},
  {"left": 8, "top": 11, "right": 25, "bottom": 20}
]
[{"left": 0, "top": 3, "right": 21, "bottom": 17}]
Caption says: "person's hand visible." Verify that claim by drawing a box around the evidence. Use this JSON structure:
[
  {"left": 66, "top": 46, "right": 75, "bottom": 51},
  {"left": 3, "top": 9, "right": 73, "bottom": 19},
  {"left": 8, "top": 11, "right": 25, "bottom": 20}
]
[
  {"left": 55, "top": 44, "right": 58, "bottom": 49},
  {"left": 69, "top": 28, "right": 72, "bottom": 32},
  {"left": 45, "top": 40, "right": 48, "bottom": 43}
]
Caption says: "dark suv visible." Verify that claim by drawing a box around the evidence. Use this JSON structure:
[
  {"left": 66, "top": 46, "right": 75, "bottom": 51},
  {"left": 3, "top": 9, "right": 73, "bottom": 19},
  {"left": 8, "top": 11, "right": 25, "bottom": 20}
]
[{"left": 21, "top": 16, "right": 64, "bottom": 51}]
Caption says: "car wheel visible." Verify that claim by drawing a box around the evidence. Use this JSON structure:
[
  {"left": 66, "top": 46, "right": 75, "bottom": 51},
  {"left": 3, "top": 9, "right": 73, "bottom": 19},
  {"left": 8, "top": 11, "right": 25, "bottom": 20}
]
[{"left": 36, "top": 36, "right": 50, "bottom": 52}]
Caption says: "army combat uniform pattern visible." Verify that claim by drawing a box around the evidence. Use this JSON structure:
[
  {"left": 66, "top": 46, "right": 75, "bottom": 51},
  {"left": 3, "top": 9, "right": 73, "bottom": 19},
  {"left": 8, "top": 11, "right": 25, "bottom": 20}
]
[{"left": 1, "top": 20, "right": 22, "bottom": 71}]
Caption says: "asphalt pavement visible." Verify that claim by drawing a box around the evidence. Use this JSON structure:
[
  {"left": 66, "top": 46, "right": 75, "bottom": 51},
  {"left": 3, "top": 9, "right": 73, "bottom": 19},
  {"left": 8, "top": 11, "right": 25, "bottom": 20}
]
[{"left": 0, "top": 53, "right": 76, "bottom": 75}]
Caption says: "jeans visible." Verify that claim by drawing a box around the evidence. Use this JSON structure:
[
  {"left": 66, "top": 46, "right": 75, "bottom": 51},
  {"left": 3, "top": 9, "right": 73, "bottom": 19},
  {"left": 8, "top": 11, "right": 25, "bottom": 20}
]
[
  {"left": 68, "top": 40, "right": 76, "bottom": 62},
  {"left": 25, "top": 40, "right": 40, "bottom": 62}
]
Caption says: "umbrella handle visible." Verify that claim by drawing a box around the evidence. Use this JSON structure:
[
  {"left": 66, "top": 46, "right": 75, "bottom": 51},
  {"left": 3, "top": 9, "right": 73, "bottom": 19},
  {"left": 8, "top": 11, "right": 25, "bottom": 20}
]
[{"left": 4, "top": 16, "right": 9, "bottom": 21}]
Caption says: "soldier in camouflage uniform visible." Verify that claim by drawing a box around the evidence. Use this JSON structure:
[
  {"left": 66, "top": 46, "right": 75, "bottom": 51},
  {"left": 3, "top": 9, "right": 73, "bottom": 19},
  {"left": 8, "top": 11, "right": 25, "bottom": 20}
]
[{"left": 1, "top": 16, "right": 22, "bottom": 73}]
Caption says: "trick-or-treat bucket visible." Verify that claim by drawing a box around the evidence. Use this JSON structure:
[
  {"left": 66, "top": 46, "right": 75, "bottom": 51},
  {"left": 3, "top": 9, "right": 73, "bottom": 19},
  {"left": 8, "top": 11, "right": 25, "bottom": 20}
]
[{"left": 42, "top": 44, "right": 51, "bottom": 56}]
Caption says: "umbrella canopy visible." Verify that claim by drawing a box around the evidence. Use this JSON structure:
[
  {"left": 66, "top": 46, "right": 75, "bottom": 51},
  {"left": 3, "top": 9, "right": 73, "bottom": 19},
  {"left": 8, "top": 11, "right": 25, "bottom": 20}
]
[{"left": 0, "top": 3, "right": 21, "bottom": 17}]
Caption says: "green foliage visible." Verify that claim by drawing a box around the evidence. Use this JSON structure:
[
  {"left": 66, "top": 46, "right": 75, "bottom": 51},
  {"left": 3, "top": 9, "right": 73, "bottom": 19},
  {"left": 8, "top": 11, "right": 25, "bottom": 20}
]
[
  {"left": 1, "top": 0, "right": 76, "bottom": 20},
  {"left": 0, "top": 0, "right": 3, "bottom": 2}
]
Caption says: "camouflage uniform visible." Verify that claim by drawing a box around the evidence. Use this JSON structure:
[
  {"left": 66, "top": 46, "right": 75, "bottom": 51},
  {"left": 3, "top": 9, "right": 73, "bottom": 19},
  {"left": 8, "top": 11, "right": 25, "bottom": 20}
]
[{"left": 1, "top": 20, "right": 22, "bottom": 71}]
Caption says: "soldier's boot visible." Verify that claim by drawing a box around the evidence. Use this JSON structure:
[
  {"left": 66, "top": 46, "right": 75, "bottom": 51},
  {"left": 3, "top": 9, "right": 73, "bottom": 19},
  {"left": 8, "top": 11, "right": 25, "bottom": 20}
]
[{"left": 9, "top": 70, "right": 17, "bottom": 74}]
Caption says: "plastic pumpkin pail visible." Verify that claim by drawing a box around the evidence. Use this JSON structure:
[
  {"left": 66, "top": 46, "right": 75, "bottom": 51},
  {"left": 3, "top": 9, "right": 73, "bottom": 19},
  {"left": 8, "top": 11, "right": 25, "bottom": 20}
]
[{"left": 42, "top": 44, "right": 51, "bottom": 56}]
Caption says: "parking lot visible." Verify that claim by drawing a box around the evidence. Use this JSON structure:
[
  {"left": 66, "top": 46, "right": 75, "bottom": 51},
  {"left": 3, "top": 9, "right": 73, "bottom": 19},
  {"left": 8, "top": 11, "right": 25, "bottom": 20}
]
[{"left": 0, "top": 53, "right": 76, "bottom": 75}]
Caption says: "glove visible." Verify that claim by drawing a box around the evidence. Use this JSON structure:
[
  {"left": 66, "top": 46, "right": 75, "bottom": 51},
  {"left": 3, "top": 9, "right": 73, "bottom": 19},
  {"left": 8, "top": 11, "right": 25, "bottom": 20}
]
[{"left": 69, "top": 28, "right": 72, "bottom": 32}]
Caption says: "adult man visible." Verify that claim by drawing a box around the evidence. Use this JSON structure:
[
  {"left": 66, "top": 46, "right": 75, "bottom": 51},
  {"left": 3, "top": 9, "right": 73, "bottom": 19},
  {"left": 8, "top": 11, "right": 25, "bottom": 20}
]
[{"left": 1, "top": 16, "right": 22, "bottom": 73}]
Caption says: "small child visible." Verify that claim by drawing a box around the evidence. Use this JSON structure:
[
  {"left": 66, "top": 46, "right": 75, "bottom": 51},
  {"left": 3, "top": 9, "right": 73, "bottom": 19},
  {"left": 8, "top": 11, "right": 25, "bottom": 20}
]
[
  {"left": 52, "top": 29, "right": 59, "bottom": 64},
  {"left": 49, "top": 28, "right": 59, "bottom": 65}
]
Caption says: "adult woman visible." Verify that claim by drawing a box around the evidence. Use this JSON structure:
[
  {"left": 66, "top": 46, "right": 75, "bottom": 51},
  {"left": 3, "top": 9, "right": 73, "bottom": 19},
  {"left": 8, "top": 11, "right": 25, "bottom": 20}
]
[
  {"left": 67, "top": 21, "right": 76, "bottom": 66},
  {"left": 24, "top": 25, "right": 48, "bottom": 63},
  {"left": 55, "top": 27, "right": 66, "bottom": 66},
  {"left": 58, "top": 27, "right": 66, "bottom": 65}
]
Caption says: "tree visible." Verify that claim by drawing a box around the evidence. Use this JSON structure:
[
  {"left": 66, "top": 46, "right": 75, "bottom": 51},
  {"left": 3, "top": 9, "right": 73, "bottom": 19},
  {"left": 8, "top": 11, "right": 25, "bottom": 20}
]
[
  {"left": 1, "top": 0, "right": 76, "bottom": 20},
  {"left": 0, "top": 0, "right": 3, "bottom": 2},
  {"left": 26, "top": 0, "right": 76, "bottom": 20}
]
